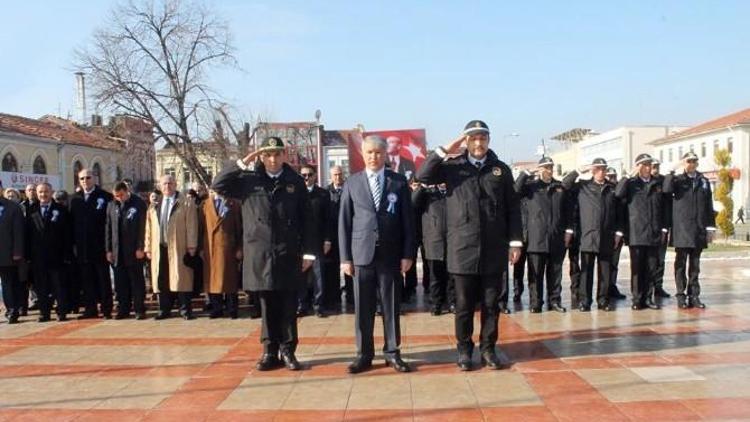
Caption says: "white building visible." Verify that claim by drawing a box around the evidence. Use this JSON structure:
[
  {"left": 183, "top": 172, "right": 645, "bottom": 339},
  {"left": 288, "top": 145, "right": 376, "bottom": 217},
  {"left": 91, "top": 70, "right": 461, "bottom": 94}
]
[{"left": 650, "top": 108, "right": 750, "bottom": 210}]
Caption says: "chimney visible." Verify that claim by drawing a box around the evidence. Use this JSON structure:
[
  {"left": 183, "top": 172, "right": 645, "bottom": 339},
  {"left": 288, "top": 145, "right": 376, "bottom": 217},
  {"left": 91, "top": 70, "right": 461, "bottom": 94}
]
[{"left": 75, "top": 72, "right": 87, "bottom": 125}]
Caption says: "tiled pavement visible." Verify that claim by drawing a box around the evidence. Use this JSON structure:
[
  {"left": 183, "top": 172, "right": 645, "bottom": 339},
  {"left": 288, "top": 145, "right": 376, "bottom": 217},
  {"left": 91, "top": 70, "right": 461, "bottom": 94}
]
[{"left": 2, "top": 256, "right": 750, "bottom": 421}]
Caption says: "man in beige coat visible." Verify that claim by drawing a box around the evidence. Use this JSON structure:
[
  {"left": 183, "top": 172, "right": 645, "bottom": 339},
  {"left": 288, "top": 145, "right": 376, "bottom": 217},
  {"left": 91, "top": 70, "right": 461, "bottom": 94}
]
[{"left": 144, "top": 175, "right": 199, "bottom": 320}]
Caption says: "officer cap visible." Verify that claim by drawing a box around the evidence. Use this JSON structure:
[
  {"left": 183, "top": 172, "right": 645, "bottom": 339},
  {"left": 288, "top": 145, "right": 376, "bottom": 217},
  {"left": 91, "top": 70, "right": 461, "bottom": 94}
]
[
  {"left": 258, "top": 136, "right": 285, "bottom": 152},
  {"left": 682, "top": 151, "right": 699, "bottom": 161},
  {"left": 606, "top": 167, "right": 617, "bottom": 176},
  {"left": 463, "top": 120, "right": 490, "bottom": 136},
  {"left": 591, "top": 157, "right": 608, "bottom": 167},
  {"left": 538, "top": 156, "right": 554, "bottom": 167},
  {"left": 634, "top": 153, "right": 653, "bottom": 165}
]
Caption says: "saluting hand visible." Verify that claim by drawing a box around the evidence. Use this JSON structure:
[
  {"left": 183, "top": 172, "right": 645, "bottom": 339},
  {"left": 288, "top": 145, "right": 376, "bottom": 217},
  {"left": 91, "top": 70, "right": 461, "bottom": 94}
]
[
  {"left": 240, "top": 149, "right": 263, "bottom": 166},
  {"left": 442, "top": 135, "right": 467, "bottom": 156}
]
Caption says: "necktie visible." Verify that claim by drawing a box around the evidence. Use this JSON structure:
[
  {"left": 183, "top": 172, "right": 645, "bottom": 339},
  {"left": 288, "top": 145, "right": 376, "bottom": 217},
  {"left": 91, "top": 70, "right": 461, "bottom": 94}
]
[
  {"left": 391, "top": 157, "right": 397, "bottom": 169},
  {"left": 215, "top": 198, "right": 221, "bottom": 214},
  {"left": 370, "top": 173, "right": 382, "bottom": 211},
  {"left": 41, "top": 205, "right": 48, "bottom": 218},
  {"left": 475, "top": 161, "right": 482, "bottom": 170},
  {"left": 161, "top": 197, "right": 171, "bottom": 244}
]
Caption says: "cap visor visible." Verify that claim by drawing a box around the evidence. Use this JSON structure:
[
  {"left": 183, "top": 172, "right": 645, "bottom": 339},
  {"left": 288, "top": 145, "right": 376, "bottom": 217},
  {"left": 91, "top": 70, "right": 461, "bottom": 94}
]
[{"left": 463, "top": 128, "right": 489, "bottom": 136}]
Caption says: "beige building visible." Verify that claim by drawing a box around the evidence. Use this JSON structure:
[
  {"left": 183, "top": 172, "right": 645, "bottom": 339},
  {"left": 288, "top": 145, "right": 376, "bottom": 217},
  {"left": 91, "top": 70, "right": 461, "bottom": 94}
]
[
  {"left": 155, "top": 142, "right": 239, "bottom": 191},
  {"left": 0, "top": 113, "right": 155, "bottom": 193}
]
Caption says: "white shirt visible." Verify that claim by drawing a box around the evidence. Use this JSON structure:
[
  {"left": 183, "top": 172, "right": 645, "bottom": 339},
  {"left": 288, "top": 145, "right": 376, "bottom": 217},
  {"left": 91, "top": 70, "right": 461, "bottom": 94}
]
[
  {"left": 467, "top": 155, "right": 487, "bottom": 169},
  {"left": 365, "top": 166, "right": 385, "bottom": 187},
  {"left": 83, "top": 187, "right": 95, "bottom": 201}
]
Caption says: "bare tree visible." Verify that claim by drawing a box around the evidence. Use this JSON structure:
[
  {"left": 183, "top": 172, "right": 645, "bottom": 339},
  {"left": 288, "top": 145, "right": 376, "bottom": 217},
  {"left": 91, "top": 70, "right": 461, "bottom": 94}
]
[{"left": 75, "top": 0, "right": 237, "bottom": 185}]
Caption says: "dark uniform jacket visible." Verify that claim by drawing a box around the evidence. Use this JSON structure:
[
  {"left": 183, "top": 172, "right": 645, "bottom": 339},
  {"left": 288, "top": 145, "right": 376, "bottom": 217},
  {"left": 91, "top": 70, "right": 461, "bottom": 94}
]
[
  {"left": 338, "top": 169, "right": 416, "bottom": 267},
  {"left": 615, "top": 176, "right": 668, "bottom": 247},
  {"left": 325, "top": 184, "right": 344, "bottom": 263},
  {"left": 26, "top": 202, "right": 72, "bottom": 268},
  {"left": 412, "top": 185, "right": 447, "bottom": 261},
  {"left": 307, "top": 185, "right": 331, "bottom": 256},
  {"left": 212, "top": 161, "right": 316, "bottom": 292},
  {"left": 563, "top": 171, "right": 624, "bottom": 255},
  {"left": 417, "top": 150, "right": 522, "bottom": 275},
  {"left": 663, "top": 171, "right": 715, "bottom": 249},
  {"left": 69, "top": 186, "right": 113, "bottom": 263},
  {"left": 105, "top": 194, "right": 147, "bottom": 267},
  {"left": 0, "top": 198, "right": 24, "bottom": 266},
  {"left": 514, "top": 172, "right": 567, "bottom": 254}
]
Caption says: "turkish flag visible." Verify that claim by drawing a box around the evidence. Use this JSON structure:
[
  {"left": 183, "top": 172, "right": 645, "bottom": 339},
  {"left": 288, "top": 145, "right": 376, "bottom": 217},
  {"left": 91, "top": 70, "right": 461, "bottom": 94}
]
[{"left": 348, "top": 129, "right": 427, "bottom": 178}]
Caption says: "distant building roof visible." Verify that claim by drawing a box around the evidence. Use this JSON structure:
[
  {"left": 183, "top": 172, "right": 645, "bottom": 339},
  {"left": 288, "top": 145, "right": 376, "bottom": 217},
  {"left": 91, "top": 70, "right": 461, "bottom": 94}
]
[
  {"left": 651, "top": 108, "right": 750, "bottom": 145},
  {"left": 0, "top": 113, "right": 122, "bottom": 150},
  {"left": 551, "top": 128, "right": 593, "bottom": 143}
]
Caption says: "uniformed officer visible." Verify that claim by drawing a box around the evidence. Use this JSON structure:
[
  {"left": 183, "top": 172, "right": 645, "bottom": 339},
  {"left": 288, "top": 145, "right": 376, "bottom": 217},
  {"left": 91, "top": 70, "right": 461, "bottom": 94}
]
[
  {"left": 514, "top": 157, "right": 567, "bottom": 313},
  {"left": 606, "top": 167, "right": 627, "bottom": 301},
  {"left": 650, "top": 159, "right": 672, "bottom": 300},
  {"left": 212, "top": 137, "right": 316, "bottom": 371},
  {"left": 663, "top": 151, "right": 715, "bottom": 309},
  {"left": 615, "top": 153, "right": 668, "bottom": 310},
  {"left": 563, "top": 158, "right": 624, "bottom": 312},
  {"left": 417, "top": 120, "right": 522, "bottom": 371}
]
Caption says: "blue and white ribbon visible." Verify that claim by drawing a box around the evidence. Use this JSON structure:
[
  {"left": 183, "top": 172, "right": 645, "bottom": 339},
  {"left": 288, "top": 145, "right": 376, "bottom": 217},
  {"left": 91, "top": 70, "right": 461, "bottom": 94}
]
[
  {"left": 126, "top": 207, "right": 137, "bottom": 220},
  {"left": 51, "top": 209, "right": 60, "bottom": 222},
  {"left": 386, "top": 193, "right": 398, "bottom": 214},
  {"left": 96, "top": 197, "right": 105, "bottom": 210}
]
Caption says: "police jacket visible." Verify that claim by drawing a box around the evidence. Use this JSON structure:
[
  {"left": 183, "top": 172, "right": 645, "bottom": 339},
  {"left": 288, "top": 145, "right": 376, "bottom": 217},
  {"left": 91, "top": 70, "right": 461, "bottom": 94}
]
[
  {"left": 514, "top": 172, "right": 567, "bottom": 254},
  {"left": 615, "top": 176, "right": 668, "bottom": 247},
  {"left": 663, "top": 171, "right": 715, "bottom": 249},
  {"left": 563, "top": 171, "right": 624, "bottom": 255},
  {"left": 412, "top": 185, "right": 447, "bottom": 261}
]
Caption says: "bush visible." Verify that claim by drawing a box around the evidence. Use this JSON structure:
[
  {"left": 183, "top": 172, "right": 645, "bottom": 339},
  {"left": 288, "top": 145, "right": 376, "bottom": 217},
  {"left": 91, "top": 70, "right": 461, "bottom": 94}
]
[{"left": 714, "top": 149, "right": 734, "bottom": 238}]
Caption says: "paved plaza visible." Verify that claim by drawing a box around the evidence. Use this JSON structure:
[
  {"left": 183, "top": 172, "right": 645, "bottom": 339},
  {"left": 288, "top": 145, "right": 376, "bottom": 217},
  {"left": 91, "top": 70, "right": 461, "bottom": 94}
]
[{"left": 1, "top": 252, "right": 750, "bottom": 421}]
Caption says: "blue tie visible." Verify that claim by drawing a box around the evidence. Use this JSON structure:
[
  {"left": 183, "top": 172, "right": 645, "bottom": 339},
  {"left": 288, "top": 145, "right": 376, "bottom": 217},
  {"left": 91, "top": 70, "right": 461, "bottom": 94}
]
[
  {"left": 41, "top": 205, "right": 49, "bottom": 218},
  {"left": 370, "top": 173, "right": 382, "bottom": 210}
]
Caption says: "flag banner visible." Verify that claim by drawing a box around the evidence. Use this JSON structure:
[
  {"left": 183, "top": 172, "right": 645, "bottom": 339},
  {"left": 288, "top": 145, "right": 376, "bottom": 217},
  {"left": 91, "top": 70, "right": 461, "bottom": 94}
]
[{"left": 347, "top": 129, "right": 427, "bottom": 180}]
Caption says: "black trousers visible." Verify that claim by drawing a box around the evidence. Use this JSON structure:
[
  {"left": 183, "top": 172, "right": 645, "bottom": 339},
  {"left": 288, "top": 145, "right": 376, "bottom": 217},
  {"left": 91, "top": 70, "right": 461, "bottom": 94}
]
[
  {"left": 420, "top": 247, "right": 430, "bottom": 293},
  {"left": 259, "top": 289, "right": 299, "bottom": 355},
  {"left": 568, "top": 246, "right": 581, "bottom": 307},
  {"left": 299, "top": 258, "right": 324, "bottom": 312},
  {"left": 526, "top": 251, "right": 564, "bottom": 309},
  {"left": 80, "top": 260, "right": 113, "bottom": 316},
  {"left": 354, "top": 253, "right": 402, "bottom": 360},
  {"left": 454, "top": 272, "right": 502, "bottom": 354},
  {"left": 209, "top": 293, "right": 239, "bottom": 315},
  {"left": 655, "top": 241, "right": 668, "bottom": 289},
  {"left": 156, "top": 246, "right": 192, "bottom": 316},
  {"left": 0, "top": 266, "right": 23, "bottom": 318},
  {"left": 674, "top": 247, "right": 703, "bottom": 300},
  {"left": 580, "top": 252, "right": 612, "bottom": 307},
  {"left": 513, "top": 248, "right": 527, "bottom": 298},
  {"left": 427, "top": 259, "right": 454, "bottom": 308},
  {"left": 402, "top": 261, "right": 417, "bottom": 301},
  {"left": 34, "top": 267, "right": 66, "bottom": 318},
  {"left": 114, "top": 263, "right": 146, "bottom": 315},
  {"left": 629, "top": 245, "right": 658, "bottom": 305},
  {"left": 610, "top": 242, "right": 623, "bottom": 296},
  {"left": 323, "top": 259, "right": 347, "bottom": 309},
  {"left": 64, "top": 263, "right": 81, "bottom": 313}
]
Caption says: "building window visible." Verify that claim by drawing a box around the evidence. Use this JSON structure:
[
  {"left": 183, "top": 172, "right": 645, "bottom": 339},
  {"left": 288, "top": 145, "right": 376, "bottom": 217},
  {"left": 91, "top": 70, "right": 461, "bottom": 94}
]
[
  {"left": 163, "top": 167, "right": 175, "bottom": 177},
  {"left": 714, "top": 139, "right": 720, "bottom": 154},
  {"left": 659, "top": 149, "right": 664, "bottom": 163},
  {"left": 689, "top": 144, "right": 694, "bottom": 154},
  {"left": 728, "top": 137, "right": 734, "bottom": 153},
  {"left": 92, "top": 162, "right": 102, "bottom": 185},
  {"left": 2, "top": 152, "right": 18, "bottom": 172},
  {"left": 183, "top": 168, "right": 191, "bottom": 185},
  {"left": 678, "top": 146, "right": 683, "bottom": 159},
  {"left": 701, "top": 143, "right": 706, "bottom": 157},
  {"left": 73, "top": 160, "right": 83, "bottom": 187},
  {"left": 32, "top": 156, "right": 47, "bottom": 174},
  {"left": 556, "top": 164, "right": 562, "bottom": 176},
  {"left": 668, "top": 148, "right": 673, "bottom": 162}
]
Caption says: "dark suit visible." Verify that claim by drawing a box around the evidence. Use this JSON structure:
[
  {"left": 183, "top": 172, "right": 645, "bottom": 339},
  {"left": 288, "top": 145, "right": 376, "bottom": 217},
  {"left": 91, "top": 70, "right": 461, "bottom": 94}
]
[
  {"left": 299, "top": 185, "right": 330, "bottom": 314},
  {"left": 412, "top": 185, "right": 453, "bottom": 310},
  {"left": 388, "top": 155, "right": 417, "bottom": 179},
  {"left": 0, "top": 198, "right": 25, "bottom": 319},
  {"left": 105, "top": 194, "right": 147, "bottom": 316},
  {"left": 213, "top": 161, "right": 316, "bottom": 356},
  {"left": 339, "top": 168, "right": 416, "bottom": 361},
  {"left": 70, "top": 186, "right": 114, "bottom": 317},
  {"left": 324, "top": 183, "right": 352, "bottom": 308},
  {"left": 26, "top": 202, "right": 73, "bottom": 319}
]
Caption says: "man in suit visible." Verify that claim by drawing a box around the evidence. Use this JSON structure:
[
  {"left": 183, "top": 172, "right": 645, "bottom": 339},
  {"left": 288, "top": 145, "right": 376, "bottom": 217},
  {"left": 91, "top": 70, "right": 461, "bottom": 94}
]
[
  {"left": 212, "top": 137, "right": 316, "bottom": 371},
  {"left": 417, "top": 120, "right": 522, "bottom": 371},
  {"left": 26, "top": 183, "right": 73, "bottom": 322},
  {"left": 298, "top": 164, "right": 330, "bottom": 318},
  {"left": 144, "top": 175, "right": 199, "bottom": 320},
  {"left": 339, "top": 135, "right": 416, "bottom": 374},
  {"left": 70, "top": 169, "right": 114, "bottom": 319},
  {"left": 105, "top": 181, "right": 148, "bottom": 320},
  {"left": 386, "top": 136, "right": 417, "bottom": 179},
  {"left": 0, "top": 181, "right": 25, "bottom": 324},
  {"left": 201, "top": 190, "right": 243, "bottom": 319},
  {"left": 663, "top": 151, "right": 715, "bottom": 309},
  {"left": 324, "top": 166, "right": 352, "bottom": 310},
  {"left": 19, "top": 183, "right": 37, "bottom": 315},
  {"left": 615, "top": 153, "right": 668, "bottom": 310}
]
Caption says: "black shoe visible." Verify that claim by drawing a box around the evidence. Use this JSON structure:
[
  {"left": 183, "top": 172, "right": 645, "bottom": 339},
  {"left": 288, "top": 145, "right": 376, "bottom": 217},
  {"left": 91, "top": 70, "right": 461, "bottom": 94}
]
[
  {"left": 102, "top": 314, "right": 113, "bottom": 320},
  {"left": 481, "top": 351, "right": 506, "bottom": 370},
  {"left": 229, "top": 312, "right": 239, "bottom": 320},
  {"left": 449, "top": 304, "right": 456, "bottom": 314},
  {"left": 315, "top": 310, "right": 326, "bottom": 318},
  {"left": 600, "top": 303, "right": 615, "bottom": 312},
  {"left": 385, "top": 355, "right": 411, "bottom": 373},
  {"left": 610, "top": 289, "right": 627, "bottom": 300},
  {"left": 347, "top": 358, "right": 372, "bottom": 374},
  {"left": 114, "top": 313, "right": 130, "bottom": 320},
  {"left": 77, "top": 312, "right": 97, "bottom": 320},
  {"left": 529, "top": 307, "right": 542, "bottom": 314},
  {"left": 431, "top": 307, "right": 442, "bottom": 316},
  {"left": 645, "top": 300, "right": 661, "bottom": 310},
  {"left": 256, "top": 354, "right": 282, "bottom": 371},
  {"left": 498, "top": 305, "right": 511, "bottom": 315},
  {"left": 182, "top": 313, "right": 195, "bottom": 320},
  {"left": 154, "top": 312, "right": 171, "bottom": 320},
  {"left": 135, "top": 313, "right": 147, "bottom": 320},
  {"left": 457, "top": 353, "right": 473, "bottom": 371},
  {"left": 549, "top": 303, "right": 567, "bottom": 313},
  {"left": 249, "top": 309, "right": 261, "bottom": 319},
  {"left": 7, "top": 316, "right": 19, "bottom": 324},
  {"left": 20, "top": 309, "right": 28, "bottom": 317},
  {"left": 631, "top": 303, "right": 644, "bottom": 311},
  {"left": 281, "top": 352, "right": 302, "bottom": 371},
  {"left": 29, "top": 303, "right": 39, "bottom": 311},
  {"left": 578, "top": 304, "right": 591, "bottom": 312},
  {"left": 57, "top": 314, "right": 68, "bottom": 322},
  {"left": 208, "top": 312, "right": 223, "bottom": 319},
  {"left": 297, "top": 308, "right": 309, "bottom": 317},
  {"left": 689, "top": 297, "right": 706, "bottom": 309},
  {"left": 654, "top": 287, "right": 671, "bottom": 299},
  {"left": 38, "top": 315, "right": 51, "bottom": 322}
]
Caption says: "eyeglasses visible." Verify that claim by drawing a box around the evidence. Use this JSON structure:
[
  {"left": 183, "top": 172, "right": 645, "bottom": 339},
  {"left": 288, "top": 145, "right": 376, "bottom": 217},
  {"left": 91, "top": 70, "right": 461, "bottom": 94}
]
[
  {"left": 301, "top": 173, "right": 314, "bottom": 178},
  {"left": 79, "top": 176, "right": 92, "bottom": 180},
  {"left": 687, "top": 159, "right": 698, "bottom": 164}
]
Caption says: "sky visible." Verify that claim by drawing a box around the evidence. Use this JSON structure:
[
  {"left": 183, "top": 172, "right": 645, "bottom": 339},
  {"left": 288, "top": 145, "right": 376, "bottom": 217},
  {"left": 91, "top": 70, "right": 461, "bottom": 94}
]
[{"left": 1, "top": 0, "right": 749, "bottom": 162}]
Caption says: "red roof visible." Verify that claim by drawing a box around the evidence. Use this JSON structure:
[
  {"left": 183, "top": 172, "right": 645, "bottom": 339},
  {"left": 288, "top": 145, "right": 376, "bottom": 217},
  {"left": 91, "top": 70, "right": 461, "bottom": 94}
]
[
  {"left": 652, "top": 108, "right": 750, "bottom": 145},
  {"left": 0, "top": 113, "right": 122, "bottom": 150}
]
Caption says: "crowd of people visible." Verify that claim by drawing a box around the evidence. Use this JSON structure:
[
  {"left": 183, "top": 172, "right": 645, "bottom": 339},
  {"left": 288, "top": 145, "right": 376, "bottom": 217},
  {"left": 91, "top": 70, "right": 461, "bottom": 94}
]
[{"left": 0, "top": 119, "right": 715, "bottom": 373}]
